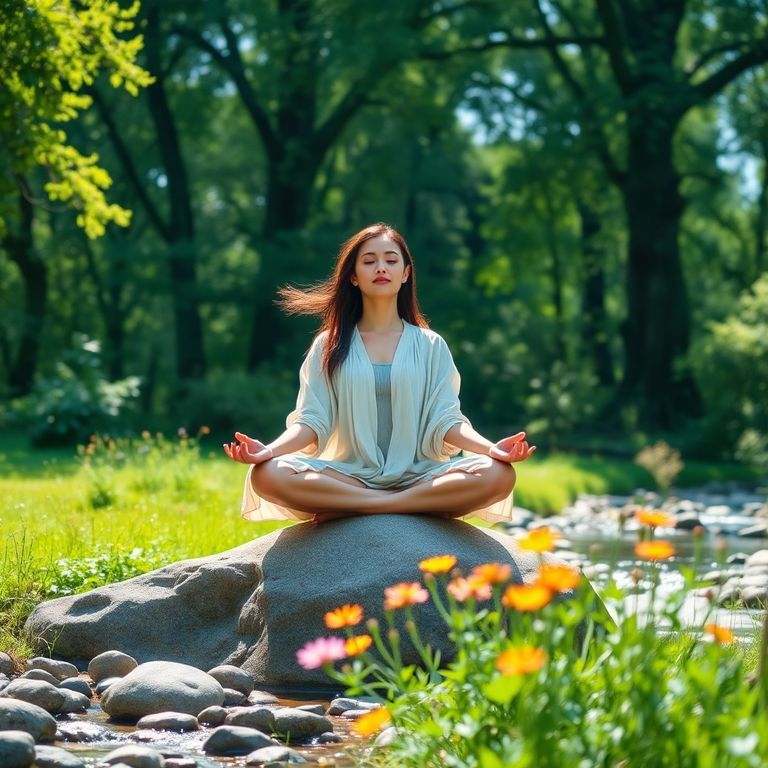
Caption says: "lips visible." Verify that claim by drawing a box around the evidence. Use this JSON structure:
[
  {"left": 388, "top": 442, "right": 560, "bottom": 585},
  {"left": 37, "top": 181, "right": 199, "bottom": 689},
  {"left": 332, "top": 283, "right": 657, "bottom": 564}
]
[{"left": 373, "top": 278, "right": 390, "bottom": 284}]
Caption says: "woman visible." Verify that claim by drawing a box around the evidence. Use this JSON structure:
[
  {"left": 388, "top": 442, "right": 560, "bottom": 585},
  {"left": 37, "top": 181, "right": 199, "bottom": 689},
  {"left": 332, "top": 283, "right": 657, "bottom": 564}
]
[{"left": 224, "top": 223, "right": 535, "bottom": 525}]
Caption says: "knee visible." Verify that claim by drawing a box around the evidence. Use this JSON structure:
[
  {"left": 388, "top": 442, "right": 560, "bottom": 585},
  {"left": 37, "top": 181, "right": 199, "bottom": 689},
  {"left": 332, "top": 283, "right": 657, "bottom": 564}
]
[
  {"left": 249, "top": 459, "right": 284, "bottom": 500},
  {"left": 484, "top": 458, "right": 516, "bottom": 502}
]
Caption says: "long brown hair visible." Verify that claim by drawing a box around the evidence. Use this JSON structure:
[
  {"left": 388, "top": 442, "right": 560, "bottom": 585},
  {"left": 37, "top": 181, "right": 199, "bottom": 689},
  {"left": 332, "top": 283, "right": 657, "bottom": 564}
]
[{"left": 277, "top": 223, "right": 429, "bottom": 378}]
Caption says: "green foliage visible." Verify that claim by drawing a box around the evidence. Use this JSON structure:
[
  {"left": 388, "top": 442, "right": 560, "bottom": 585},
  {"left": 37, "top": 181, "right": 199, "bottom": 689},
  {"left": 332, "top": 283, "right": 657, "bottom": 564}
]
[
  {"left": 0, "top": 0, "right": 153, "bottom": 237},
  {"left": 318, "top": 552, "right": 768, "bottom": 766},
  {"left": 690, "top": 274, "right": 768, "bottom": 464},
  {"left": 12, "top": 334, "right": 141, "bottom": 446}
]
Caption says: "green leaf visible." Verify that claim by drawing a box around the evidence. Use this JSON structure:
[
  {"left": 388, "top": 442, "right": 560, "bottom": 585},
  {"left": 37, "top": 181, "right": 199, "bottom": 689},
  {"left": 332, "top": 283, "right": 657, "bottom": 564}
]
[
  {"left": 483, "top": 675, "right": 523, "bottom": 705},
  {"left": 479, "top": 746, "right": 504, "bottom": 768}
]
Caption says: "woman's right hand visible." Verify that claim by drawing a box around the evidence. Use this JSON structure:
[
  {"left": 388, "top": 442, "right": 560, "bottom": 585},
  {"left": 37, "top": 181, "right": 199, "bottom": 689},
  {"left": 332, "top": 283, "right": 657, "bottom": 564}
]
[{"left": 223, "top": 431, "right": 273, "bottom": 465}]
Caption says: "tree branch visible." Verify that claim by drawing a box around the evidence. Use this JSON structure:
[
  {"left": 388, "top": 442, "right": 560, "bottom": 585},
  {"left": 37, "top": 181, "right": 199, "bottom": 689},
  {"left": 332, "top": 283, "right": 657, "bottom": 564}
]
[
  {"left": 593, "top": 0, "right": 634, "bottom": 93},
  {"left": 418, "top": 33, "right": 604, "bottom": 60},
  {"left": 694, "top": 38, "right": 768, "bottom": 100}
]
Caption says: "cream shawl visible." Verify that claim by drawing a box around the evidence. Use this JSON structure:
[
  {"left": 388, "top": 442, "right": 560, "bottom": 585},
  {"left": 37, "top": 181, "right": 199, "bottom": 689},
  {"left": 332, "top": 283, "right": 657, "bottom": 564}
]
[{"left": 241, "top": 321, "right": 514, "bottom": 523}]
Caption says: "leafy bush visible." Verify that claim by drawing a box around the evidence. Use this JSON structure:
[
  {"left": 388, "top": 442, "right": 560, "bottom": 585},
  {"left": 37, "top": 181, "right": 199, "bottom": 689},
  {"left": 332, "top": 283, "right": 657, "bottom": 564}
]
[
  {"left": 14, "top": 334, "right": 141, "bottom": 447},
  {"left": 301, "top": 527, "right": 768, "bottom": 766}
]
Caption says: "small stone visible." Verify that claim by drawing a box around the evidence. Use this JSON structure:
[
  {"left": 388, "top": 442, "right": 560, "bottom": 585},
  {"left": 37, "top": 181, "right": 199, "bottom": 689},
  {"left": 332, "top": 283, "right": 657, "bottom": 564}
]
[
  {"left": 225, "top": 706, "right": 276, "bottom": 732},
  {"left": 33, "top": 744, "right": 87, "bottom": 768},
  {"left": 135, "top": 712, "right": 199, "bottom": 732},
  {"left": 57, "top": 689, "right": 90, "bottom": 714},
  {"left": 0, "top": 730, "right": 35, "bottom": 768},
  {"left": 202, "top": 725, "right": 278, "bottom": 755},
  {"left": 326, "top": 698, "right": 380, "bottom": 715},
  {"left": 704, "top": 504, "right": 732, "bottom": 517},
  {"left": 271, "top": 708, "right": 334, "bottom": 741},
  {"left": 317, "top": 732, "right": 342, "bottom": 744},
  {"left": 163, "top": 760, "right": 197, "bottom": 768},
  {"left": 95, "top": 677, "right": 122, "bottom": 695},
  {"left": 19, "top": 670, "right": 59, "bottom": 686},
  {"left": 88, "top": 651, "right": 138, "bottom": 684},
  {"left": 727, "top": 552, "right": 748, "bottom": 565},
  {"left": 197, "top": 706, "right": 227, "bottom": 726},
  {"left": 700, "top": 570, "right": 730, "bottom": 584},
  {"left": 339, "top": 709, "right": 370, "bottom": 719},
  {"left": 223, "top": 688, "right": 247, "bottom": 706},
  {"left": 674, "top": 512, "right": 704, "bottom": 531},
  {"left": 25, "top": 659, "right": 78, "bottom": 682},
  {"left": 295, "top": 704, "right": 325, "bottom": 716},
  {"left": 746, "top": 550, "right": 768, "bottom": 568},
  {"left": 0, "top": 652, "right": 14, "bottom": 676},
  {"left": 738, "top": 522, "right": 768, "bottom": 539},
  {"left": 56, "top": 721, "right": 114, "bottom": 742},
  {"left": 742, "top": 586, "right": 768, "bottom": 608},
  {"left": 1, "top": 679, "right": 65, "bottom": 714},
  {"left": 247, "top": 691, "right": 279, "bottom": 706},
  {"left": 373, "top": 726, "right": 398, "bottom": 747},
  {"left": 206, "top": 665, "right": 254, "bottom": 696},
  {"left": 59, "top": 678, "right": 92, "bottom": 699},
  {"left": 245, "top": 745, "right": 307, "bottom": 765},
  {"left": 100, "top": 744, "right": 165, "bottom": 768}
]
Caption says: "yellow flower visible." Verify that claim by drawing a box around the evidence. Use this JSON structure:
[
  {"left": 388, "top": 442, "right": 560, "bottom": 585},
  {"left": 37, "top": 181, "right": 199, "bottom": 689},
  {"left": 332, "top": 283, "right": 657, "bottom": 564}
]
[
  {"left": 418, "top": 554, "right": 457, "bottom": 574},
  {"left": 537, "top": 563, "right": 581, "bottom": 593},
  {"left": 345, "top": 634, "right": 373, "bottom": 656},
  {"left": 447, "top": 576, "right": 493, "bottom": 602},
  {"left": 705, "top": 624, "right": 735, "bottom": 645},
  {"left": 635, "top": 540, "right": 675, "bottom": 560},
  {"left": 324, "top": 604, "right": 364, "bottom": 629},
  {"left": 470, "top": 562, "right": 512, "bottom": 586},
  {"left": 517, "top": 527, "right": 559, "bottom": 553},
  {"left": 495, "top": 645, "right": 548, "bottom": 675},
  {"left": 502, "top": 583, "right": 553, "bottom": 612},
  {"left": 635, "top": 509, "right": 674, "bottom": 528},
  {"left": 384, "top": 582, "right": 429, "bottom": 610},
  {"left": 352, "top": 706, "right": 391, "bottom": 736}
]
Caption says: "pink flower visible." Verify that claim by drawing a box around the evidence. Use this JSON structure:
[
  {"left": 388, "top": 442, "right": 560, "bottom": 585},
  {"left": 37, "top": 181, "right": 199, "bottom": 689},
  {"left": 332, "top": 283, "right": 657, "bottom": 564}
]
[{"left": 296, "top": 637, "right": 347, "bottom": 670}]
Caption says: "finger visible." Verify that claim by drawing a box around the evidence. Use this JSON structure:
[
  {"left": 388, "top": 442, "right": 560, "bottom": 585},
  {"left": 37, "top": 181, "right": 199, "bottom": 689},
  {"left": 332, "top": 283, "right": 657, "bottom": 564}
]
[{"left": 223, "top": 444, "right": 232, "bottom": 459}]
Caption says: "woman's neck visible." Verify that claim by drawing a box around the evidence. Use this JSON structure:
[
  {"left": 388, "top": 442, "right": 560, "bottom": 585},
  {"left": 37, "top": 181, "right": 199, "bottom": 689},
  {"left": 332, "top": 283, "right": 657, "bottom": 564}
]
[{"left": 357, "top": 302, "right": 403, "bottom": 333}]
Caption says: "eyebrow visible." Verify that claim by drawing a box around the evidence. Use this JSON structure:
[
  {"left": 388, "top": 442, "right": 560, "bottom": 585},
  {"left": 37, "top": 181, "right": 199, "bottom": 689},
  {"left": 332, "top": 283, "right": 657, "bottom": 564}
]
[{"left": 360, "top": 250, "right": 400, "bottom": 257}]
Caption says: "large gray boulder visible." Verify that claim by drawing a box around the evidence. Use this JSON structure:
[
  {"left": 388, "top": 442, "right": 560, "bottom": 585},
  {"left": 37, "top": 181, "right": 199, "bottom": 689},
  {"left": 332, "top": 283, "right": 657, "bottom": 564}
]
[{"left": 24, "top": 516, "right": 572, "bottom": 688}]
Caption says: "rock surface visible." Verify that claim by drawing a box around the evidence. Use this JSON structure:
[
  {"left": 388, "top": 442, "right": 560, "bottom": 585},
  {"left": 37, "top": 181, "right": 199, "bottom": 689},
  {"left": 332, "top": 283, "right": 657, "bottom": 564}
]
[
  {"left": 0, "top": 699, "right": 57, "bottom": 741},
  {"left": 88, "top": 650, "right": 138, "bottom": 683},
  {"left": 33, "top": 744, "right": 87, "bottom": 768},
  {"left": 24, "top": 517, "right": 562, "bottom": 687},
  {"left": 202, "top": 725, "right": 277, "bottom": 755},
  {"left": 0, "top": 730, "right": 35, "bottom": 768},
  {"left": 100, "top": 661, "right": 224, "bottom": 719}
]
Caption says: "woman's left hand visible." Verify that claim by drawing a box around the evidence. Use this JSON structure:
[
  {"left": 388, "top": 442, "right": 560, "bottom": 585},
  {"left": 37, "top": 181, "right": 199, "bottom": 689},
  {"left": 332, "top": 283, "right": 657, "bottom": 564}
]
[{"left": 489, "top": 432, "right": 536, "bottom": 463}]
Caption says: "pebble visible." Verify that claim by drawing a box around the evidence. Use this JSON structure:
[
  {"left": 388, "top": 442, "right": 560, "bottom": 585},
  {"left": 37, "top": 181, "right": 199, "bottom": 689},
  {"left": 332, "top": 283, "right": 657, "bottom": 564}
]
[
  {"left": 135, "top": 712, "right": 198, "bottom": 731},
  {"left": 25, "top": 658, "right": 78, "bottom": 682},
  {"left": 674, "top": 512, "right": 704, "bottom": 530},
  {"left": 727, "top": 552, "right": 748, "bottom": 565},
  {"left": 100, "top": 744, "right": 165, "bottom": 768},
  {"left": 1, "top": 679, "right": 65, "bottom": 714},
  {"left": 202, "top": 725, "right": 278, "bottom": 755},
  {"left": 59, "top": 678, "right": 92, "bottom": 698},
  {"left": 248, "top": 690, "right": 279, "bottom": 706},
  {"left": 741, "top": 586, "right": 768, "bottom": 608},
  {"left": 0, "top": 652, "right": 14, "bottom": 676},
  {"left": 746, "top": 550, "right": 768, "bottom": 568},
  {"left": 225, "top": 706, "right": 276, "bottom": 732},
  {"left": 20, "top": 669, "right": 60, "bottom": 686},
  {"left": 339, "top": 709, "right": 370, "bottom": 719},
  {"left": 197, "top": 705, "right": 227, "bottom": 726},
  {"left": 33, "top": 744, "right": 87, "bottom": 768},
  {"left": 223, "top": 687, "right": 248, "bottom": 706},
  {"left": 737, "top": 522, "right": 768, "bottom": 539},
  {"left": 272, "top": 708, "right": 334, "bottom": 741},
  {"left": 245, "top": 745, "right": 307, "bottom": 765},
  {"left": 326, "top": 697, "right": 380, "bottom": 715},
  {"left": 56, "top": 721, "right": 114, "bottom": 742},
  {"left": 373, "top": 726, "right": 398, "bottom": 747},
  {"left": 296, "top": 704, "right": 325, "bottom": 716},
  {"left": 163, "top": 759, "right": 197, "bottom": 768},
  {"left": 96, "top": 677, "right": 122, "bottom": 695},
  {"left": 0, "top": 730, "right": 35, "bottom": 768},
  {"left": 317, "top": 732, "right": 342, "bottom": 744},
  {"left": 57, "top": 689, "right": 90, "bottom": 714},
  {"left": 88, "top": 651, "right": 138, "bottom": 684},
  {"left": 206, "top": 665, "right": 254, "bottom": 695}
]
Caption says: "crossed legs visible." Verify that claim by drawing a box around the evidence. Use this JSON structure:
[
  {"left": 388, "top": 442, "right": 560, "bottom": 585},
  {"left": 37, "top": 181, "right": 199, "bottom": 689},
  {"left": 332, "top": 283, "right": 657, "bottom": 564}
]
[{"left": 250, "top": 456, "right": 516, "bottom": 520}]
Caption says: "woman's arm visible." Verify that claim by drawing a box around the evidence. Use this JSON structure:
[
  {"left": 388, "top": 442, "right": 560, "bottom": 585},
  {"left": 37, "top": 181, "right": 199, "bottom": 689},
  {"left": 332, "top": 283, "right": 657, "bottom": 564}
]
[
  {"left": 224, "top": 423, "right": 318, "bottom": 464},
  {"left": 443, "top": 422, "right": 494, "bottom": 455},
  {"left": 444, "top": 424, "right": 536, "bottom": 463},
  {"left": 267, "top": 423, "right": 318, "bottom": 457}
]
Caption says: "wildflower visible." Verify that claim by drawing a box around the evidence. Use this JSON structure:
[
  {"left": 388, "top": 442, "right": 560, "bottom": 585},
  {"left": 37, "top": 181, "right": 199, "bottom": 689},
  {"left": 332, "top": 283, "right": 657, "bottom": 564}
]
[
  {"left": 345, "top": 634, "right": 373, "bottom": 656},
  {"left": 295, "top": 637, "right": 346, "bottom": 670},
  {"left": 324, "top": 604, "right": 364, "bottom": 629},
  {"left": 200, "top": 425, "right": 211, "bottom": 435},
  {"left": 384, "top": 582, "right": 429, "bottom": 610},
  {"left": 502, "top": 583, "right": 553, "bottom": 611},
  {"left": 537, "top": 563, "right": 581, "bottom": 593},
  {"left": 177, "top": 427, "right": 187, "bottom": 437},
  {"left": 447, "top": 576, "right": 492, "bottom": 602},
  {"left": 517, "top": 527, "right": 559, "bottom": 552},
  {"left": 419, "top": 554, "right": 457, "bottom": 574},
  {"left": 141, "top": 430, "right": 151, "bottom": 440},
  {"left": 495, "top": 645, "right": 548, "bottom": 676},
  {"left": 470, "top": 562, "right": 512, "bottom": 585},
  {"left": 635, "top": 540, "right": 675, "bottom": 560},
  {"left": 352, "top": 706, "right": 391, "bottom": 736},
  {"left": 705, "top": 624, "right": 735, "bottom": 645},
  {"left": 635, "top": 509, "right": 674, "bottom": 528}
]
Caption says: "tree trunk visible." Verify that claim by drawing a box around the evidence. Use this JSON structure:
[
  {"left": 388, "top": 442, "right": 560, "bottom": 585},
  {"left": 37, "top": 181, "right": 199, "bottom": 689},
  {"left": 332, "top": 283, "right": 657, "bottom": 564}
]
[
  {"left": 577, "top": 200, "right": 613, "bottom": 387},
  {"left": 620, "top": 117, "right": 700, "bottom": 426},
  {"left": 2, "top": 193, "right": 46, "bottom": 396}
]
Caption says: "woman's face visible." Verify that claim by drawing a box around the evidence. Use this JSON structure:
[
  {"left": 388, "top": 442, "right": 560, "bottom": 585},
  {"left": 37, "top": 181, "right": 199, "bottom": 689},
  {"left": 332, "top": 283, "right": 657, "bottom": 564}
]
[{"left": 350, "top": 234, "right": 411, "bottom": 298}]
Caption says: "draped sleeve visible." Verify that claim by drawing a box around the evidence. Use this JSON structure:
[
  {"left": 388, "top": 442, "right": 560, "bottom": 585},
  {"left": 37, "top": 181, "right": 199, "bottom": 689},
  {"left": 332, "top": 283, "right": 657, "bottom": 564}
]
[
  {"left": 419, "top": 335, "right": 471, "bottom": 461},
  {"left": 285, "top": 332, "right": 336, "bottom": 455}
]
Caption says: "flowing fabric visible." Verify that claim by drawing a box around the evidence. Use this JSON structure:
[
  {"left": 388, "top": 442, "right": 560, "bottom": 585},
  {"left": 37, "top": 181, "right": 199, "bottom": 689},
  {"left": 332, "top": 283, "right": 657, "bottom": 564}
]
[{"left": 241, "top": 321, "right": 514, "bottom": 523}]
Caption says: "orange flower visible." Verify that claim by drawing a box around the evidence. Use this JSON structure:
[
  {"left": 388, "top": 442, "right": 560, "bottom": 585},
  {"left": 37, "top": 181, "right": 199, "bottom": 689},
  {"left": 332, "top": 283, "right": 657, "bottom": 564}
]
[
  {"left": 636, "top": 509, "right": 674, "bottom": 528},
  {"left": 635, "top": 540, "right": 675, "bottom": 560},
  {"left": 352, "top": 706, "right": 391, "bottom": 736},
  {"left": 502, "top": 583, "right": 553, "bottom": 611},
  {"left": 470, "top": 562, "right": 512, "bottom": 586},
  {"left": 324, "top": 604, "right": 364, "bottom": 629},
  {"left": 537, "top": 563, "right": 581, "bottom": 593},
  {"left": 345, "top": 634, "right": 373, "bottom": 656},
  {"left": 419, "top": 554, "right": 457, "bottom": 574},
  {"left": 384, "top": 582, "right": 429, "bottom": 610},
  {"left": 705, "top": 624, "right": 735, "bottom": 645},
  {"left": 517, "top": 527, "right": 559, "bottom": 553},
  {"left": 447, "top": 576, "right": 493, "bottom": 602},
  {"left": 495, "top": 645, "right": 548, "bottom": 676}
]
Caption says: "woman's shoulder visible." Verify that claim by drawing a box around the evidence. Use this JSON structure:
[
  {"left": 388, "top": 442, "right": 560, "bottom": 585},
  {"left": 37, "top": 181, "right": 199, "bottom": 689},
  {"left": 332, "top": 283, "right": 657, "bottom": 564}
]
[{"left": 407, "top": 322, "right": 448, "bottom": 348}]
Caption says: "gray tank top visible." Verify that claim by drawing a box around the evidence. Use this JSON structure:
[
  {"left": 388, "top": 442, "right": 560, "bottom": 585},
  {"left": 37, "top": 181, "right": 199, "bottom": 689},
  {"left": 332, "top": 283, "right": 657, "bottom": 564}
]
[{"left": 372, "top": 363, "right": 393, "bottom": 460}]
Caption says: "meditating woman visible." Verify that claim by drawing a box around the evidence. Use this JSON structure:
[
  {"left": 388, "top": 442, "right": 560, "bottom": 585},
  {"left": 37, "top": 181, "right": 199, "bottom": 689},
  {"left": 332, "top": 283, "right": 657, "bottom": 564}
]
[{"left": 223, "top": 223, "right": 535, "bottom": 525}]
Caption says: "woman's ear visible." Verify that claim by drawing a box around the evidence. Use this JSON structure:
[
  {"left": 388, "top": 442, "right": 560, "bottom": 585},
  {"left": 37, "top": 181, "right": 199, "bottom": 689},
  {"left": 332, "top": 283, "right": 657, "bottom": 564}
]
[{"left": 403, "top": 265, "right": 411, "bottom": 283}]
